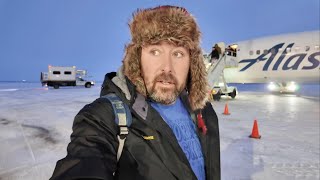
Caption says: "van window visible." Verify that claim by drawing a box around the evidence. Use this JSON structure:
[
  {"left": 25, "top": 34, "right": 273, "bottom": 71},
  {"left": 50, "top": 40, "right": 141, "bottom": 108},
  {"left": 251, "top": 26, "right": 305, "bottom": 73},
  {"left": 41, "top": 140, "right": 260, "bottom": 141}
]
[
  {"left": 53, "top": 71, "right": 61, "bottom": 75},
  {"left": 64, "top": 71, "right": 72, "bottom": 75}
]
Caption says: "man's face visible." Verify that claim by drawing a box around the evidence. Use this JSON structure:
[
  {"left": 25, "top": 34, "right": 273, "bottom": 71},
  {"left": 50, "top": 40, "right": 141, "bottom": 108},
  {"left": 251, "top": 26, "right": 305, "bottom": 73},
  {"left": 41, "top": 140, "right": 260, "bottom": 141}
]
[{"left": 141, "top": 41, "right": 190, "bottom": 104}]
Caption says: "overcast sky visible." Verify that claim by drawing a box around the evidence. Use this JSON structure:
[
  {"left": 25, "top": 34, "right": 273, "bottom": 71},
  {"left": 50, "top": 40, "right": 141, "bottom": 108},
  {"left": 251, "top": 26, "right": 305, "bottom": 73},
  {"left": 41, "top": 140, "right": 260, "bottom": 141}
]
[{"left": 0, "top": 0, "right": 319, "bottom": 81}]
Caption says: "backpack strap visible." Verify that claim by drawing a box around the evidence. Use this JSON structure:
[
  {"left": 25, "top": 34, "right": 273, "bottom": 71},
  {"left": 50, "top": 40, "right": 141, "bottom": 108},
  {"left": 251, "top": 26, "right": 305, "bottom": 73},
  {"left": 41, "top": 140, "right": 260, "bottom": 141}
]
[{"left": 100, "top": 93, "right": 132, "bottom": 161}]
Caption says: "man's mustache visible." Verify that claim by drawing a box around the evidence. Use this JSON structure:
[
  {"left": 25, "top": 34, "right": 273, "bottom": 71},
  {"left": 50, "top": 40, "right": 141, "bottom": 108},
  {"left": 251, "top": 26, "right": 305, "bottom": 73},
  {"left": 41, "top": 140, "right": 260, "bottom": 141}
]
[{"left": 153, "top": 73, "right": 178, "bottom": 85}]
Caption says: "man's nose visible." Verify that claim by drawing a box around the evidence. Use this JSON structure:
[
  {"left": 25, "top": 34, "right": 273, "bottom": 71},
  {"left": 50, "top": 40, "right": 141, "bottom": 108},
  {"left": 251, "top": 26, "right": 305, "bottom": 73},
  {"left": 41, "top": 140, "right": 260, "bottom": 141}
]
[{"left": 160, "top": 54, "right": 174, "bottom": 73}]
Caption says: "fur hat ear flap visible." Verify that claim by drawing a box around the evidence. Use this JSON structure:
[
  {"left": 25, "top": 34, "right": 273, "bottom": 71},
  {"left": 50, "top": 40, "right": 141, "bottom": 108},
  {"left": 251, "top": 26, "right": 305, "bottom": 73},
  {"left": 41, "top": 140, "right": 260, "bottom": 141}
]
[
  {"left": 188, "top": 47, "right": 209, "bottom": 110},
  {"left": 123, "top": 43, "right": 147, "bottom": 97}
]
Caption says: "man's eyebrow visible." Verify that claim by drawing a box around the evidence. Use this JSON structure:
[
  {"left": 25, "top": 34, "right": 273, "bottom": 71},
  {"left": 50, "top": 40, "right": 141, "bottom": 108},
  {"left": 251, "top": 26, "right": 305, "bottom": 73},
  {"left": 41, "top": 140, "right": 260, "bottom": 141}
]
[{"left": 173, "top": 47, "right": 189, "bottom": 51}]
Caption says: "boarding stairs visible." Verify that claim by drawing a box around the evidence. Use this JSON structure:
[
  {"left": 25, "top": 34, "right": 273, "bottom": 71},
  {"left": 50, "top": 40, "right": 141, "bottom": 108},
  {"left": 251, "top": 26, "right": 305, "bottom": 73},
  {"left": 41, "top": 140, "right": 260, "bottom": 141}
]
[
  {"left": 206, "top": 54, "right": 227, "bottom": 89},
  {"left": 205, "top": 51, "right": 237, "bottom": 100}
]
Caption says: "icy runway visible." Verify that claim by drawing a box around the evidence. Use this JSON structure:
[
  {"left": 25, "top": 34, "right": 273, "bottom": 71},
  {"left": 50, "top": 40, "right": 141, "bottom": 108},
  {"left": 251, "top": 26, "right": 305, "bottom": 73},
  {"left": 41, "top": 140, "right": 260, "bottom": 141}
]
[{"left": 0, "top": 82, "right": 319, "bottom": 180}]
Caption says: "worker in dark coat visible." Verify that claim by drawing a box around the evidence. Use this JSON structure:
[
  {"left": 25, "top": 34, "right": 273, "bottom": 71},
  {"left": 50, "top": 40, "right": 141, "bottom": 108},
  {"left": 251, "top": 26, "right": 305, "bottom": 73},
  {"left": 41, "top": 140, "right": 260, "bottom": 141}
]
[{"left": 209, "top": 44, "right": 222, "bottom": 63}]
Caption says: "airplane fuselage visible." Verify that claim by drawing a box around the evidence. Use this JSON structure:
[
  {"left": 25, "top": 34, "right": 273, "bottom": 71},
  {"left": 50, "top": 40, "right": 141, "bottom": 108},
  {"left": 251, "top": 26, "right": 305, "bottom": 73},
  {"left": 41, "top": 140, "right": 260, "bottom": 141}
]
[{"left": 224, "top": 31, "right": 320, "bottom": 83}]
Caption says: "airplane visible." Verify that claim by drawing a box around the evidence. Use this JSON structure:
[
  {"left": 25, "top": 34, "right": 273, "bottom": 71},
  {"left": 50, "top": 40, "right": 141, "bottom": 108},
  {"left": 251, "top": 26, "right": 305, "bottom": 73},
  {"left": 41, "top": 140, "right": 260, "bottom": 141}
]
[{"left": 206, "top": 30, "right": 320, "bottom": 100}]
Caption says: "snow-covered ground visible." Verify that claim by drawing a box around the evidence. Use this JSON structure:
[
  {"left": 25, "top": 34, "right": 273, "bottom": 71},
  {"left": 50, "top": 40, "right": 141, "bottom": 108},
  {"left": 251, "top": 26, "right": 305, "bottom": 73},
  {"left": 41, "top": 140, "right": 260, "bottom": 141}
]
[{"left": 0, "top": 82, "right": 319, "bottom": 180}]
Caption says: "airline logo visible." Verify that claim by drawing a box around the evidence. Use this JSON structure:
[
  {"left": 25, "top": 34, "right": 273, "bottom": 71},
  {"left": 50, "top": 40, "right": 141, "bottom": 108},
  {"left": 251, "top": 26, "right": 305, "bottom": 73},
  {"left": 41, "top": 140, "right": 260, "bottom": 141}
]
[{"left": 239, "top": 43, "right": 320, "bottom": 71}]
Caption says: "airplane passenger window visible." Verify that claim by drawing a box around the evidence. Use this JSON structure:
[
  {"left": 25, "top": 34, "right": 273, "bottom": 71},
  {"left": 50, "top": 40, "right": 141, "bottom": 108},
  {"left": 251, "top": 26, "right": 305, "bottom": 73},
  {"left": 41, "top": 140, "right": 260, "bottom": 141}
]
[
  {"left": 256, "top": 50, "right": 260, "bottom": 55},
  {"left": 286, "top": 48, "right": 291, "bottom": 53},
  {"left": 263, "top": 49, "right": 268, "bottom": 54},
  {"left": 305, "top": 46, "right": 310, "bottom": 51},
  {"left": 315, "top": 45, "right": 320, "bottom": 51},
  {"left": 249, "top": 50, "right": 253, "bottom": 55}
]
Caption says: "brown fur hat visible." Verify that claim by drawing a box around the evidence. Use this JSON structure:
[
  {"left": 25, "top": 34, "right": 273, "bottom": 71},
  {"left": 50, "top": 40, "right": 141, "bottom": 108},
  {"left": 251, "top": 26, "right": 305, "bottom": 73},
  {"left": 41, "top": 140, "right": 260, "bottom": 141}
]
[{"left": 123, "top": 6, "right": 208, "bottom": 110}]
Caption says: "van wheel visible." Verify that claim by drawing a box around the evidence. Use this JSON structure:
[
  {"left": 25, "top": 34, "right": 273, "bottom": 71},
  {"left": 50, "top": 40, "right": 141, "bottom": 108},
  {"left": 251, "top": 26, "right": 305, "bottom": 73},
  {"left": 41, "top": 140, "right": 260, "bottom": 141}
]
[
  {"left": 85, "top": 83, "right": 91, "bottom": 88},
  {"left": 53, "top": 84, "right": 59, "bottom": 89}
]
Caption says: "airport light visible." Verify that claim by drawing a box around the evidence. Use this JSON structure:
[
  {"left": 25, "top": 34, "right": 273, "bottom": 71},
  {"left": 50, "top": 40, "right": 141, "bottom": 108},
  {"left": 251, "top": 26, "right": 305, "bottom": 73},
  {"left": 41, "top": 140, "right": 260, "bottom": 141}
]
[
  {"left": 287, "top": 82, "right": 297, "bottom": 92},
  {"left": 268, "top": 82, "right": 277, "bottom": 91}
]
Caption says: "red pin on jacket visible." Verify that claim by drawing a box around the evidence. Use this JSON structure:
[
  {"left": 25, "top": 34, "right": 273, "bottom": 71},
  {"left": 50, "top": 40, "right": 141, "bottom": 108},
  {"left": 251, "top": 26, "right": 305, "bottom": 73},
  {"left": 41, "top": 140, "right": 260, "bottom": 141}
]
[{"left": 197, "top": 113, "right": 207, "bottom": 135}]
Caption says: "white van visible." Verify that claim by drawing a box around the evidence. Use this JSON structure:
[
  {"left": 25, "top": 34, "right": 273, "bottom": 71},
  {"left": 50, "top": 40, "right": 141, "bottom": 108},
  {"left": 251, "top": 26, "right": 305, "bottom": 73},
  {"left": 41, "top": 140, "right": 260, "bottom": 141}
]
[{"left": 41, "top": 66, "right": 95, "bottom": 89}]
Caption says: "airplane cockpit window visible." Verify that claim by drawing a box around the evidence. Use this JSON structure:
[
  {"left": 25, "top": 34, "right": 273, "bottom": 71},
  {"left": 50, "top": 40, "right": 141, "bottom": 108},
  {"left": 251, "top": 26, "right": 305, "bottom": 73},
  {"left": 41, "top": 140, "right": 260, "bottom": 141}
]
[
  {"left": 249, "top": 50, "right": 253, "bottom": 55},
  {"left": 305, "top": 46, "right": 310, "bottom": 51},
  {"left": 256, "top": 50, "right": 260, "bottom": 55}
]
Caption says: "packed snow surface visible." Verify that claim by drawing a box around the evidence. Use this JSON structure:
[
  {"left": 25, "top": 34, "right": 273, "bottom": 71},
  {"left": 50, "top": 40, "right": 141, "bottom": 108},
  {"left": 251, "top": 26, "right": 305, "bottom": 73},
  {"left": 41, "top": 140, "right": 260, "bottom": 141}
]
[{"left": 0, "top": 82, "right": 319, "bottom": 180}]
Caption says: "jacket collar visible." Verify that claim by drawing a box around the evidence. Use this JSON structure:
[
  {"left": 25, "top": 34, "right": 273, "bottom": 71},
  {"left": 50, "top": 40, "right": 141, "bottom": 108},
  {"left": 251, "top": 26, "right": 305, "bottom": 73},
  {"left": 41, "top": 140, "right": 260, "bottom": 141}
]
[{"left": 100, "top": 68, "right": 137, "bottom": 106}]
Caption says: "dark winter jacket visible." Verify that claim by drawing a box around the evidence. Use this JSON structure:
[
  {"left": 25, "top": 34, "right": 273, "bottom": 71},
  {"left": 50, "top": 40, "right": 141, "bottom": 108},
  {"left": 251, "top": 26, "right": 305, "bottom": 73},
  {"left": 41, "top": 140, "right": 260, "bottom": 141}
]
[
  {"left": 50, "top": 71, "right": 221, "bottom": 180},
  {"left": 209, "top": 49, "right": 220, "bottom": 61}
]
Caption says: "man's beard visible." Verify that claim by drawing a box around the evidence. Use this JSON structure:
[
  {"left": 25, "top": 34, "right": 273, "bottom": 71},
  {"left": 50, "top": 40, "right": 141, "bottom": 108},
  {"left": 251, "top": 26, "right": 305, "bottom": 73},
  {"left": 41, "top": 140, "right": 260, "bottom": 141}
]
[{"left": 147, "top": 72, "right": 185, "bottom": 105}]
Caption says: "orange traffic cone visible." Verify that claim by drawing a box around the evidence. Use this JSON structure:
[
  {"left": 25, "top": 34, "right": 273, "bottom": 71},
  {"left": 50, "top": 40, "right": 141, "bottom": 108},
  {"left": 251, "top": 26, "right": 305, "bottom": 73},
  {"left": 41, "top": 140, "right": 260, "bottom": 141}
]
[
  {"left": 249, "top": 119, "right": 261, "bottom": 139},
  {"left": 222, "top": 103, "right": 230, "bottom": 115}
]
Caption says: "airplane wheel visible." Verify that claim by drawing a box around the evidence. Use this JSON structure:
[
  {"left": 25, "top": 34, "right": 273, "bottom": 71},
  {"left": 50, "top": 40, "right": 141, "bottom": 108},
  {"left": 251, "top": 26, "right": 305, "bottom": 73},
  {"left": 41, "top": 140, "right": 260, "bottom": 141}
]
[
  {"left": 229, "top": 89, "right": 236, "bottom": 99},
  {"left": 213, "top": 91, "right": 221, "bottom": 101}
]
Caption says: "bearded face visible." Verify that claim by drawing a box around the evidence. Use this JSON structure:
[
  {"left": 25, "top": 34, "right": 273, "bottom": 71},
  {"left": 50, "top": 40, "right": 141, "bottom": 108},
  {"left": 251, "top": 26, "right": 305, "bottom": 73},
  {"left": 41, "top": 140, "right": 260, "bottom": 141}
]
[
  {"left": 147, "top": 72, "right": 185, "bottom": 104},
  {"left": 140, "top": 42, "right": 190, "bottom": 104}
]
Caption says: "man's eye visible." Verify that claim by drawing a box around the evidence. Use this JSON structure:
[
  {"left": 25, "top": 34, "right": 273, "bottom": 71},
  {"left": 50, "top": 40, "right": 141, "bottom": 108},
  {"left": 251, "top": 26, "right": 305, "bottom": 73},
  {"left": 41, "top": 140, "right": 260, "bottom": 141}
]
[
  {"left": 150, "top": 49, "right": 160, "bottom": 56},
  {"left": 173, "top": 51, "right": 184, "bottom": 58}
]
